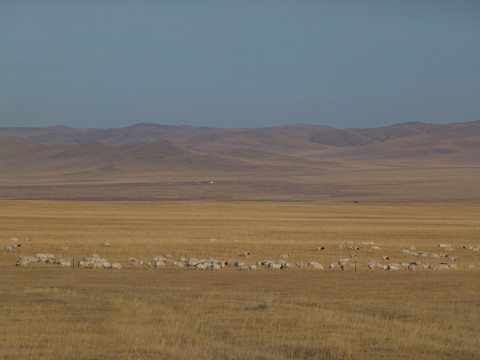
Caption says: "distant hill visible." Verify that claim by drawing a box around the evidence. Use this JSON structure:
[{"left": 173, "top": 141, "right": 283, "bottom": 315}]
[{"left": 1, "top": 120, "right": 479, "bottom": 201}]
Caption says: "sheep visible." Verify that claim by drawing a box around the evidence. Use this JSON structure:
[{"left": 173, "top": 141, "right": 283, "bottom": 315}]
[
  {"left": 24, "top": 237, "right": 31, "bottom": 242},
  {"left": 59, "top": 258, "right": 73, "bottom": 267},
  {"left": 296, "top": 261, "right": 304, "bottom": 268},
  {"left": 402, "top": 249, "right": 411, "bottom": 255},
  {"left": 209, "top": 263, "right": 221, "bottom": 271},
  {"left": 279, "top": 253, "right": 290, "bottom": 260},
  {"left": 111, "top": 262, "right": 122, "bottom": 270},
  {"left": 407, "top": 264, "right": 416, "bottom": 271},
  {"left": 4, "top": 246, "right": 13, "bottom": 252},
  {"left": 349, "top": 245, "right": 360, "bottom": 250},
  {"left": 438, "top": 243, "right": 452, "bottom": 249},
  {"left": 196, "top": 263, "right": 208, "bottom": 271},
  {"left": 361, "top": 241, "right": 375, "bottom": 245},
  {"left": 37, "top": 253, "right": 55, "bottom": 263},
  {"left": 58, "top": 245, "right": 69, "bottom": 251},
  {"left": 10, "top": 237, "right": 18, "bottom": 242},
  {"left": 387, "top": 263, "right": 401, "bottom": 271},
  {"left": 102, "top": 241, "right": 111, "bottom": 247},
  {"left": 329, "top": 262, "right": 337, "bottom": 269},
  {"left": 371, "top": 246, "right": 381, "bottom": 251},
  {"left": 16, "top": 256, "right": 39, "bottom": 267},
  {"left": 187, "top": 258, "right": 199, "bottom": 267},
  {"left": 306, "top": 261, "right": 323, "bottom": 270},
  {"left": 268, "top": 263, "right": 282, "bottom": 269},
  {"left": 233, "top": 260, "right": 245, "bottom": 267},
  {"left": 248, "top": 264, "right": 257, "bottom": 271},
  {"left": 381, "top": 255, "right": 390, "bottom": 261},
  {"left": 349, "top": 253, "right": 358, "bottom": 258},
  {"left": 128, "top": 257, "right": 143, "bottom": 267},
  {"left": 240, "top": 251, "right": 250, "bottom": 257},
  {"left": 315, "top": 246, "right": 326, "bottom": 251}
]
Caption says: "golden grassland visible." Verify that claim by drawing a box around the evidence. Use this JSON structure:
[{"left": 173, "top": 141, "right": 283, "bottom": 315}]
[{"left": 1, "top": 200, "right": 480, "bottom": 359}]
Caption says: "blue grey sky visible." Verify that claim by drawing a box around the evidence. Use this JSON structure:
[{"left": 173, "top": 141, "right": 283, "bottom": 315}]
[{"left": 1, "top": 1, "right": 479, "bottom": 129}]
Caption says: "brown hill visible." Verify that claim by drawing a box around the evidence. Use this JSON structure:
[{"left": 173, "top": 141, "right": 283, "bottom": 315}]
[{"left": 0, "top": 120, "right": 479, "bottom": 202}]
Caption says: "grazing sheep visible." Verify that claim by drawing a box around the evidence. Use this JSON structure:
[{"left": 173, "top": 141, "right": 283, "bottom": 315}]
[
  {"left": 58, "top": 245, "right": 69, "bottom": 251},
  {"left": 402, "top": 249, "right": 411, "bottom": 255},
  {"left": 329, "top": 262, "right": 337, "bottom": 269},
  {"left": 306, "top": 261, "right": 323, "bottom": 270},
  {"left": 371, "top": 246, "right": 380, "bottom": 251},
  {"left": 438, "top": 243, "right": 452, "bottom": 249},
  {"left": 111, "top": 262, "right": 122, "bottom": 270},
  {"left": 407, "top": 264, "right": 416, "bottom": 271},
  {"left": 37, "top": 253, "right": 56, "bottom": 263},
  {"left": 349, "top": 253, "right": 358, "bottom": 258},
  {"left": 387, "top": 263, "right": 401, "bottom": 271},
  {"left": 4, "top": 246, "right": 13, "bottom": 252},
  {"left": 248, "top": 264, "right": 257, "bottom": 271},
  {"left": 240, "top": 251, "right": 250, "bottom": 257},
  {"left": 349, "top": 245, "right": 360, "bottom": 250},
  {"left": 234, "top": 260, "right": 245, "bottom": 267},
  {"left": 268, "top": 263, "right": 282, "bottom": 269},
  {"left": 187, "top": 258, "right": 199, "bottom": 267},
  {"left": 59, "top": 258, "right": 73, "bottom": 267},
  {"left": 296, "top": 261, "right": 304, "bottom": 268},
  {"left": 315, "top": 246, "right": 326, "bottom": 251},
  {"left": 128, "top": 257, "right": 143, "bottom": 267},
  {"left": 24, "top": 237, "right": 31, "bottom": 242},
  {"left": 16, "top": 256, "right": 39, "bottom": 267},
  {"left": 336, "top": 243, "right": 345, "bottom": 248},
  {"left": 102, "top": 241, "right": 111, "bottom": 247},
  {"left": 196, "top": 263, "right": 208, "bottom": 271},
  {"left": 381, "top": 255, "right": 390, "bottom": 261},
  {"left": 279, "top": 253, "right": 290, "bottom": 260}
]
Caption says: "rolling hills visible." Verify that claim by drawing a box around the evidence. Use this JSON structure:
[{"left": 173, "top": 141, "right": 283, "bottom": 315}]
[{"left": 1, "top": 120, "right": 479, "bottom": 202}]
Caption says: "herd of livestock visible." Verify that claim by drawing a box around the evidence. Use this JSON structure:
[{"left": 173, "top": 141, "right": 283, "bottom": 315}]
[{"left": 3, "top": 237, "right": 480, "bottom": 272}]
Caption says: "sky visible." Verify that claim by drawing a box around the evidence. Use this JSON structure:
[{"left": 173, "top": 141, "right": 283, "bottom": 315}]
[{"left": 1, "top": 1, "right": 479, "bottom": 129}]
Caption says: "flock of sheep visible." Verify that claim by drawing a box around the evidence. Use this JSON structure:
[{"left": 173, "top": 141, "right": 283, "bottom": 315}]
[{"left": 5, "top": 236, "right": 479, "bottom": 272}]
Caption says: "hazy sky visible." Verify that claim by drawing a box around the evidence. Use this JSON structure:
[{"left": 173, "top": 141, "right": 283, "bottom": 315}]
[{"left": 1, "top": 1, "right": 479, "bottom": 129}]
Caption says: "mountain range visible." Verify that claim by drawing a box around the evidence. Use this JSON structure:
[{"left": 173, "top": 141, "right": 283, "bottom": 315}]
[{"left": 1, "top": 120, "right": 479, "bottom": 202}]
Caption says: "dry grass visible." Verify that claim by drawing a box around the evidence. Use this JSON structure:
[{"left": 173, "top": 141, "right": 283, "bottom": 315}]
[{"left": 1, "top": 200, "right": 479, "bottom": 359}]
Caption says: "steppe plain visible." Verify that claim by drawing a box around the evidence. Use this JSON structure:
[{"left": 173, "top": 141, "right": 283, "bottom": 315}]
[{"left": 1, "top": 121, "right": 480, "bottom": 359}]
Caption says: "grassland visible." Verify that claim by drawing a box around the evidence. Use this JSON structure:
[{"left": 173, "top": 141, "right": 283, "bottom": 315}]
[{"left": 1, "top": 200, "right": 479, "bottom": 359}]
